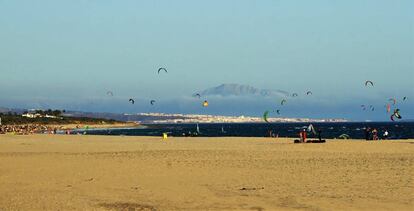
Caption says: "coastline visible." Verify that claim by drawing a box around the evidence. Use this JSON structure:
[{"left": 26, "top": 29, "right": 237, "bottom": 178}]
[
  {"left": 4, "top": 122, "right": 140, "bottom": 131},
  {"left": 56, "top": 122, "right": 140, "bottom": 130}
]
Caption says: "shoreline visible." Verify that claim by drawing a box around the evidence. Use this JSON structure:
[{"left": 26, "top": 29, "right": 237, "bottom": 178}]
[
  {"left": 2, "top": 133, "right": 411, "bottom": 142},
  {"left": 57, "top": 122, "right": 141, "bottom": 130}
]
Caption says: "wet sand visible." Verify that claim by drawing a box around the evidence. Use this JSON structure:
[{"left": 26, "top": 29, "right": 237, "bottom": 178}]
[{"left": 0, "top": 135, "right": 413, "bottom": 210}]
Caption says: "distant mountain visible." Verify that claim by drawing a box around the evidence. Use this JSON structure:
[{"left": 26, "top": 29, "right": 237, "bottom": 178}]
[
  {"left": 0, "top": 107, "right": 26, "bottom": 114},
  {"left": 199, "top": 84, "right": 289, "bottom": 97}
]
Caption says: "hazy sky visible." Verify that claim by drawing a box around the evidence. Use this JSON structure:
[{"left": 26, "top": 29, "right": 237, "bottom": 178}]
[{"left": 1, "top": 0, "right": 413, "bottom": 120}]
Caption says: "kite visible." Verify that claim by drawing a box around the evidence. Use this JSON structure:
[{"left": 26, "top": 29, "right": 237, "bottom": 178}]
[
  {"left": 193, "top": 93, "right": 201, "bottom": 98},
  {"left": 307, "top": 124, "right": 316, "bottom": 135},
  {"left": 263, "top": 110, "right": 270, "bottom": 123},
  {"left": 150, "top": 100, "right": 156, "bottom": 105},
  {"left": 129, "top": 99, "right": 135, "bottom": 104},
  {"left": 386, "top": 104, "right": 391, "bottom": 113},
  {"left": 361, "top": 105, "right": 366, "bottom": 110},
  {"left": 390, "top": 109, "right": 402, "bottom": 121},
  {"left": 203, "top": 100, "right": 209, "bottom": 107},
  {"left": 389, "top": 98, "right": 397, "bottom": 105},
  {"left": 281, "top": 99, "right": 287, "bottom": 106},
  {"left": 292, "top": 93, "right": 298, "bottom": 97},
  {"left": 306, "top": 91, "right": 312, "bottom": 95},
  {"left": 106, "top": 91, "right": 114, "bottom": 96},
  {"left": 365, "top": 80, "right": 374, "bottom": 87},
  {"left": 338, "top": 134, "right": 350, "bottom": 139},
  {"left": 369, "top": 105, "right": 375, "bottom": 111},
  {"left": 157, "top": 67, "right": 167, "bottom": 74},
  {"left": 394, "top": 109, "right": 401, "bottom": 118}
]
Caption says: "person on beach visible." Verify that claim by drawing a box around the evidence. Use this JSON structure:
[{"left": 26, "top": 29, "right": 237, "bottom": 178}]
[
  {"left": 383, "top": 130, "right": 389, "bottom": 140},
  {"left": 317, "top": 129, "right": 322, "bottom": 141},
  {"left": 365, "top": 127, "right": 371, "bottom": 140},
  {"left": 303, "top": 129, "right": 307, "bottom": 142},
  {"left": 299, "top": 129, "right": 307, "bottom": 143},
  {"left": 372, "top": 128, "right": 378, "bottom": 140}
]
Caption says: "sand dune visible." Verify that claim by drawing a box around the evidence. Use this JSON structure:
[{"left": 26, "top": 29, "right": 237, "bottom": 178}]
[{"left": 0, "top": 135, "right": 413, "bottom": 210}]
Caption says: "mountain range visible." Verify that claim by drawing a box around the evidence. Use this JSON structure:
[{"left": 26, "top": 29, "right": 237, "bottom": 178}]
[{"left": 199, "top": 84, "right": 289, "bottom": 97}]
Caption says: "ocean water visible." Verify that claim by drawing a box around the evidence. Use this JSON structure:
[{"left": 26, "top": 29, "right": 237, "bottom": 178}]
[{"left": 83, "top": 122, "right": 414, "bottom": 139}]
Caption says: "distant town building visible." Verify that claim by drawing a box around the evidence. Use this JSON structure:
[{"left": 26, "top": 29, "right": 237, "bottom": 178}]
[
  {"left": 22, "top": 113, "right": 42, "bottom": 118},
  {"left": 22, "top": 113, "right": 57, "bottom": 119}
]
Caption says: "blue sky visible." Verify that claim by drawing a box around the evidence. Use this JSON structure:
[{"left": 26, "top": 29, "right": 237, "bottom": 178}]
[{"left": 1, "top": 0, "right": 413, "bottom": 120}]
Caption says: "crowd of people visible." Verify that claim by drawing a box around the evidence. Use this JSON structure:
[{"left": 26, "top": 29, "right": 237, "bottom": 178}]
[
  {"left": 293, "top": 126, "right": 391, "bottom": 142},
  {"left": 0, "top": 125, "right": 60, "bottom": 135},
  {"left": 298, "top": 128, "right": 323, "bottom": 143},
  {"left": 364, "top": 127, "right": 389, "bottom": 140}
]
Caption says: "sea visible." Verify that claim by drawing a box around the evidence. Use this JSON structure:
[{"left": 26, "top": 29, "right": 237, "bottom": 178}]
[{"left": 81, "top": 122, "right": 414, "bottom": 139}]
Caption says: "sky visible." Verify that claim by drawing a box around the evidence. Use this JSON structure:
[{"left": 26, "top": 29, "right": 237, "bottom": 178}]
[{"left": 0, "top": 0, "right": 413, "bottom": 120}]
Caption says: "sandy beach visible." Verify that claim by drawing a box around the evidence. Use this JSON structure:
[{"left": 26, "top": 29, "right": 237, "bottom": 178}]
[{"left": 0, "top": 135, "right": 413, "bottom": 211}]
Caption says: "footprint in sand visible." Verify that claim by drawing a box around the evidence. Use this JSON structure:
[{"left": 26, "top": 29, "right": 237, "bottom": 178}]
[
  {"left": 240, "top": 187, "right": 264, "bottom": 191},
  {"left": 84, "top": 178, "right": 94, "bottom": 182}
]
